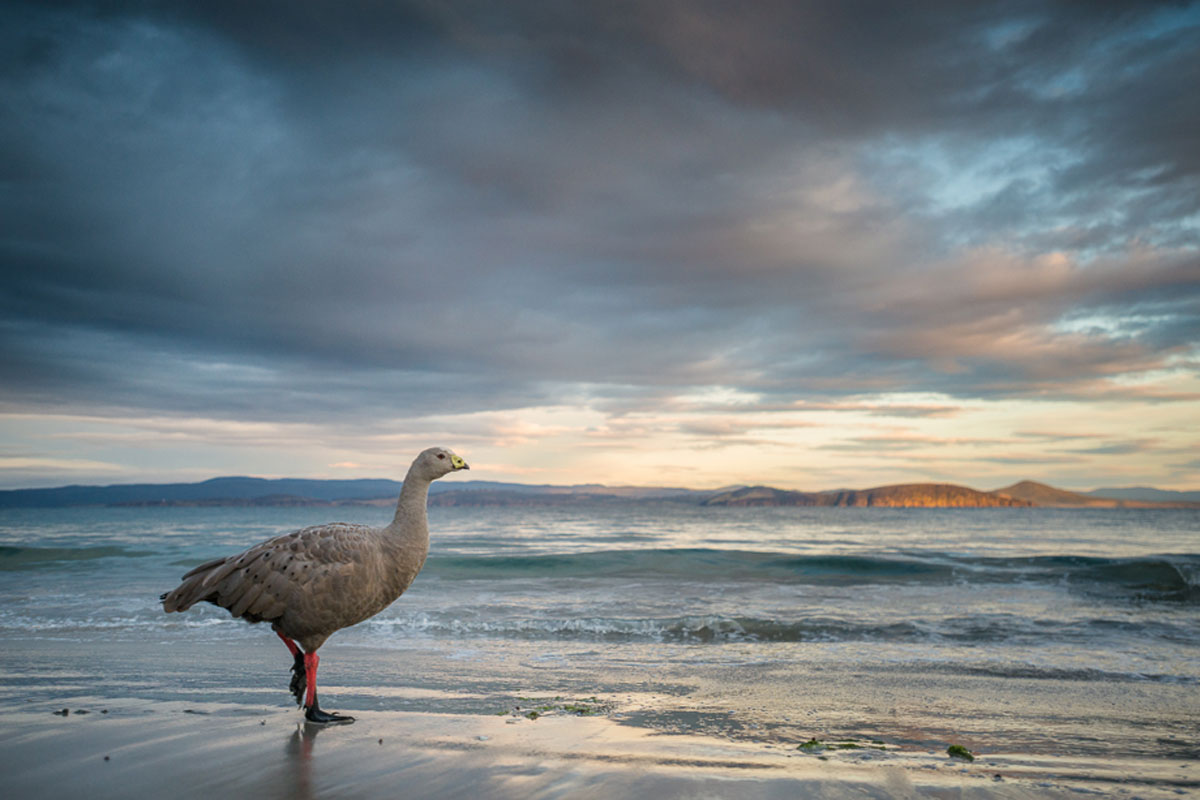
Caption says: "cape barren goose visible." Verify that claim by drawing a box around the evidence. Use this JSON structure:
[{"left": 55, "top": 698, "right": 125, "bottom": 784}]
[{"left": 161, "top": 447, "right": 469, "bottom": 724}]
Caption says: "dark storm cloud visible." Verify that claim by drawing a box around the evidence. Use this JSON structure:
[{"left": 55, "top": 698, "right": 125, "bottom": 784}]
[{"left": 1, "top": 0, "right": 1197, "bottom": 423}]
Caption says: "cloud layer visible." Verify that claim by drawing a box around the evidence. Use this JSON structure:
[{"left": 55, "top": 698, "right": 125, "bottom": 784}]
[{"left": 1, "top": 1, "right": 1198, "bottom": 487}]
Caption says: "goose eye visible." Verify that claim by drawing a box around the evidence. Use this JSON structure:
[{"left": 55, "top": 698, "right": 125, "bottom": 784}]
[{"left": 437, "top": 453, "right": 446, "bottom": 459}]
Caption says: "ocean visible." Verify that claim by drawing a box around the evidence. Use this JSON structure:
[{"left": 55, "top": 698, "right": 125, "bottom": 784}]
[{"left": 1, "top": 502, "right": 1198, "bottom": 791}]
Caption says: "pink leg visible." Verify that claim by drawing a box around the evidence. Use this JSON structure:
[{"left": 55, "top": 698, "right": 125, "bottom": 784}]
[
  {"left": 298, "top": 650, "right": 353, "bottom": 724},
  {"left": 303, "top": 651, "right": 319, "bottom": 710},
  {"left": 275, "top": 634, "right": 352, "bottom": 724}
]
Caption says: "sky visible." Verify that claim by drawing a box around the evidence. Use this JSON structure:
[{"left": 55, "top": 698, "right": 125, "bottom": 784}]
[{"left": 1, "top": 1, "right": 1198, "bottom": 492}]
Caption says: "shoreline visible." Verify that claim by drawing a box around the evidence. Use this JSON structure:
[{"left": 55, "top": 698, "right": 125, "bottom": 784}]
[
  {"left": 3, "top": 634, "right": 1197, "bottom": 798},
  {"left": 4, "top": 693, "right": 1196, "bottom": 800}
]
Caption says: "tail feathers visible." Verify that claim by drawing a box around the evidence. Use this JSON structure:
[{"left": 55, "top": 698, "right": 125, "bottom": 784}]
[{"left": 160, "top": 555, "right": 234, "bottom": 612}]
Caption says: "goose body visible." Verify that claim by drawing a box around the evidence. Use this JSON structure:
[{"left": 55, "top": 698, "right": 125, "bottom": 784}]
[{"left": 161, "top": 447, "right": 468, "bottom": 722}]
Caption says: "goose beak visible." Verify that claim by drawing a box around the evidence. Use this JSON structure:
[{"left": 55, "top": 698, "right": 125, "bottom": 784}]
[{"left": 450, "top": 455, "right": 469, "bottom": 471}]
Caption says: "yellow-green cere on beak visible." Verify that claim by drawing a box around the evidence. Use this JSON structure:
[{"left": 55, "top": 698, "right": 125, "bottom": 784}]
[{"left": 451, "top": 454, "right": 469, "bottom": 470}]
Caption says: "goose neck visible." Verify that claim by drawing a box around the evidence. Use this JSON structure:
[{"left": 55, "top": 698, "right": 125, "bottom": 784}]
[{"left": 391, "top": 473, "right": 430, "bottom": 530}]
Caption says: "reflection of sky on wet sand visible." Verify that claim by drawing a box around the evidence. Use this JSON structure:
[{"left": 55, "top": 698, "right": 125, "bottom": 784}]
[
  {"left": 3, "top": 622, "right": 1195, "bottom": 798},
  {"left": 2, "top": 701, "right": 1193, "bottom": 799}
]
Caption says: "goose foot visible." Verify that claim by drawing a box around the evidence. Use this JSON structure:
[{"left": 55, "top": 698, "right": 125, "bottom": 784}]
[
  {"left": 289, "top": 651, "right": 306, "bottom": 706},
  {"left": 291, "top": 648, "right": 351, "bottom": 723},
  {"left": 304, "top": 704, "right": 355, "bottom": 725}
]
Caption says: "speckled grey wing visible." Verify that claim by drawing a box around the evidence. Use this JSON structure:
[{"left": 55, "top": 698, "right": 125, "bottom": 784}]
[{"left": 161, "top": 523, "right": 378, "bottom": 627}]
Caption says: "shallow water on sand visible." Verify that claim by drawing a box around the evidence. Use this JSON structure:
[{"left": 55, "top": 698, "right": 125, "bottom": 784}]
[{"left": 0, "top": 504, "right": 1197, "bottom": 794}]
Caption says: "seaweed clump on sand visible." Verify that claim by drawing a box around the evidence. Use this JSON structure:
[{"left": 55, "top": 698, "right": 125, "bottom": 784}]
[
  {"left": 500, "top": 696, "right": 611, "bottom": 720},
  {"left": 797, "top": 737, "right": 888, "bottom": 753},
  {"left": 947, "top": 744, "right": 975, "bottom": 761}
]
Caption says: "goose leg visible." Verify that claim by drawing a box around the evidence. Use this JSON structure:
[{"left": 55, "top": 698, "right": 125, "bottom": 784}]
[
  {"left": 301, "top": 651, "right": 354, "bottom": 725},
  {"left": 276, "top": 631, "right": 307, "bottom": 706}
]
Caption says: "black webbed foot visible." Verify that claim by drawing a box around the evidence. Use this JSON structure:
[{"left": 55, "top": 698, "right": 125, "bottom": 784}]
[
  {"left": 304, "top": 703, "right": 355, "bottom": 725},
  {"left": 288, "top": 651, "right": 306, "bottom": 707}
]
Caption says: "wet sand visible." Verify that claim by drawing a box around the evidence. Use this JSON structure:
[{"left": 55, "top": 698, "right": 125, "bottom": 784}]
[
  {"left": 3, "top": 699, "right": 1195, "bottom": 800},
  {"left": 2, "top": 636, "right": 1197, "bottom": 798}
]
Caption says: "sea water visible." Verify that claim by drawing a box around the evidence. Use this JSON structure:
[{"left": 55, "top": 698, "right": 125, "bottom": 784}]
[{"left": 1, "top": 503, "right": 1197, "bottom": 763}]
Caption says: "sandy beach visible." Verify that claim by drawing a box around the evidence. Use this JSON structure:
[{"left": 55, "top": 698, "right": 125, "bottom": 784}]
[
  {"left": 3, "top": 636, "right": 1196, "bottom": 800},
  {"left": 4, "top": 700, "right": 1195, "bottom": 800}
]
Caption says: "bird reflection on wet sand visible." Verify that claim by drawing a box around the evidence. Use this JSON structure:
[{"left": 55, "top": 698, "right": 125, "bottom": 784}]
[{"left": 282, "top": 722, "right": 323, "bottom": 800}]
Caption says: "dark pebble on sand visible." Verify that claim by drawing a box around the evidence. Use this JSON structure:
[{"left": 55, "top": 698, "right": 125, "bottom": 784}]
[
  {"left": 103, "top": 756, "right": 110, "bottom": 761},
  {"left": 76, "top": 709, "right": 90, "bottom": 714},
  {"left": 378, "top": 738, "right": 383, "bottom": 745},
  {"left": 54, "top": 708, "right": 69, "bottom": 716}
]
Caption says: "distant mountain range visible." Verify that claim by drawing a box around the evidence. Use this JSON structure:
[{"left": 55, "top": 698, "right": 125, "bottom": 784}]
[
  {"left": 699, "top": 481, "right": 1199, "bottom": 509},
  {"left": 701, "top": 483, "right": 1030, "bottom": 508},
  {"left": 0, "top": 477, "right": 1196, "bottom": 509},
  {"left": 996, "top": 481, "right": 1200, "bottom": 508},
  {"left": 0, "top": 477, "right": 707, "bottom": 508},
  {"left": 1084, "top": 486, "right": 1200, "bottom": 503},
  {"left": 0, "top": 477, "right": 409, "bottom": 508}
]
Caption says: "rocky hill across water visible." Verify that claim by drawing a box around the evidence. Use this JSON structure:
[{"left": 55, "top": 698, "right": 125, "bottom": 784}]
[
  {"left": 701, "top": 483, "right": 1031, "bottom": 508},
  {"left": 994, "top": 481, "right": 1200, "bottom": 508}
]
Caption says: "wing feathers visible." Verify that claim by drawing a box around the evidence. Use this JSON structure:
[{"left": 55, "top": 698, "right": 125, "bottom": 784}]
[{"left": 161, "top": 523, "right": 377, "bottom": 626}]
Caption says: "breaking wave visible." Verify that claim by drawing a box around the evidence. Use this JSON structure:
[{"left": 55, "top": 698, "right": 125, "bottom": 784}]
[
  {"left": 355, "top": 610, "right": 1198, "bottom": 664},
  {"left": 424, "top": 548, "right": 1200, "bottom": 602},
  {"left": 0, "top": 544, "right": 155, "bottom": 570}
]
